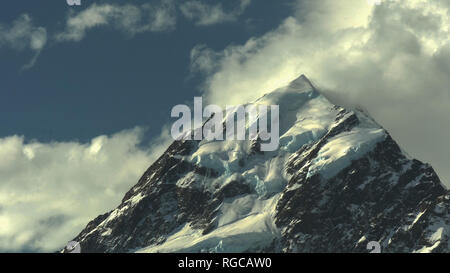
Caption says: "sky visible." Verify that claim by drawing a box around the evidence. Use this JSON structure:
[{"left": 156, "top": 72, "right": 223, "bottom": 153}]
[{"left": 0, "top": 0, "right": 449, "bottom": 252}]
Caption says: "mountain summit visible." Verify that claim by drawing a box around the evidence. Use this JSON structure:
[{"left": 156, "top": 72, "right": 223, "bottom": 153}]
[
  {"left": 288, "top": 74, "right": 316, "bottom": 92},
  {"left": 70, "top": 75, "right": 449, "bottom": 253}
]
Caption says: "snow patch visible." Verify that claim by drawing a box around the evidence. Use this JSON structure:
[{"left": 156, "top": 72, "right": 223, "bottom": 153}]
[
  {"left": 137, "top": 194, "right": 281, "bottom": 253},
  {"left": 307, "top": 128, "right": 386, "bottom": 179}
]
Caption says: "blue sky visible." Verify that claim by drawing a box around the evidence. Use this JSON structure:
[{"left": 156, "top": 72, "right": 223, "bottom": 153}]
[
  {"left": 0, "top": 0, "right": 292, "bottom": 143},
  {"left": 0, "top": 0, "right": 449, "bottom": 252}
]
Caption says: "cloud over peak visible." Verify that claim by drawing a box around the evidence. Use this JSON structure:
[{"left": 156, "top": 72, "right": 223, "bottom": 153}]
[{"left": 190, "top": 0, "right": 450, "bottom": 187}]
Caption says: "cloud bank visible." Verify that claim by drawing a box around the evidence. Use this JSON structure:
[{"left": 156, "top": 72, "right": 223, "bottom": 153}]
[
  {"left": 190, "top": 0, "right": 450, "bottom": 187},
  {"left": 0, "top": 127, "right": 172, "bottom": 252}
]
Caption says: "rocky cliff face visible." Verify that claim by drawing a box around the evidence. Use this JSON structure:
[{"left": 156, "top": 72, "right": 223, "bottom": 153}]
[{"left": 71, "top": 75, "right": 449, "bottom": 253}]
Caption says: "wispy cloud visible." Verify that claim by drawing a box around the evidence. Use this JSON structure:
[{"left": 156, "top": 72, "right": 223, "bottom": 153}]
[
  {"left": 0, "top": 14, "right": 47, "bottom": 69},
  {"left": 1, "top": 0, "right": 252, "bottom": 68},
  {"left": 0, "top": 14, "right": 47, "bottom": 51},
  {"left": 180, "top": 0, "right": 251, "bottom": 26},
  {"left": 56, "top": 1, "right": 176, "bottom": 42}
]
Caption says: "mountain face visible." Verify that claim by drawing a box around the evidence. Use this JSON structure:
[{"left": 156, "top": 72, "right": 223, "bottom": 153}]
[{"left": 71, "top": 75, "right": 449, "bottom": 253}]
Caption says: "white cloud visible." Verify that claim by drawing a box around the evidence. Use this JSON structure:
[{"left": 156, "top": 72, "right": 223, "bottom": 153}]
[
  {"left": 0, "top": 14, "right": 47, "bottom": 69},
  {"left": 190, "top": 0, "right": 450, "bottom": 187},
  {"left": 0, "top": 14, "right": 47, "bottom": 51},
  {"left": 56, "top": 1, "right": 176, "bottom": 42},
  {"left": 0, "top": 127, "right": 172, "bottom": 252},
  {"left": 180, "top": 0, "right": 251, "bottom": 25}
]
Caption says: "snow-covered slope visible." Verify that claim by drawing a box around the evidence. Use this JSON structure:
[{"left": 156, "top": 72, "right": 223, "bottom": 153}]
[{"left": 71, "top": 75, "right": 449, "bottom": 253}]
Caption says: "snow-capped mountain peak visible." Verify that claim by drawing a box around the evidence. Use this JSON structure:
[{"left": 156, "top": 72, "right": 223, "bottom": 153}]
[
  {"left": 288, "top": 74, "right": 316, "bottom": 91},
  {"left": 70, "top": 75, "right": 449, "bottom": 253}
]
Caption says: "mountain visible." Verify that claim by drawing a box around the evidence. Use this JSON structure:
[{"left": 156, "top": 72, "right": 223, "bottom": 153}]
[{"left": 70, "top": 75, "right": 449, "bottom": 253}]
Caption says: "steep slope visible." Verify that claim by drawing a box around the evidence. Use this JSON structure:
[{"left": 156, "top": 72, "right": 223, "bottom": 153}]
[{"left": 71, "top": 75, "right": 449, "bottom": 253}]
